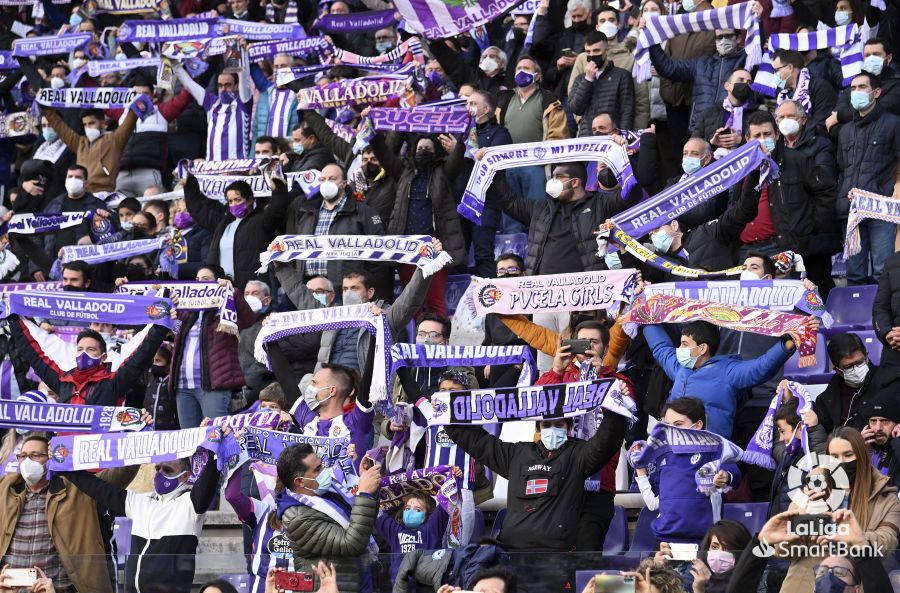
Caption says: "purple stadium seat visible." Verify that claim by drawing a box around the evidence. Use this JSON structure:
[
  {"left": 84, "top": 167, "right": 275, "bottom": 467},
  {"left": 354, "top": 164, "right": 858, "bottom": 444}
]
[
  {"left": 855, "top": 330, "right": 883, "bottom": 366},
  {"left": 831, "top": 253, "right": 847, "bottom": 278},
  {"left": 446, "top": 274, "right": 471, "bottom": 316},
  {"left": 629, "top": 507, "right": 657, "bottom": 553},
  {"left": 823, "top": 285, "right": 877, "bottom": 335},
  {"left": 472, "top": 508, "right": 486, "bottom": 540},
  {"left": 114, "top": 517, "right": 132, "bottom": 565},
  {"left": 603, "top": 505, "right": 628, "bottom": 555},
  {"left": 723, "top": 503, "right": 769, "bottom": 536},
  {"left": 783, "top": 333, "right": 832, "bottom": 384},
  {"left": 494, "top": 233, "right": 527, "bottom": 261},
  {"left": 490, "top": 508, "right": 507, "bottom": 540},
  {"left": 219, "top": 574, "right": 252, "bottom": 591}
]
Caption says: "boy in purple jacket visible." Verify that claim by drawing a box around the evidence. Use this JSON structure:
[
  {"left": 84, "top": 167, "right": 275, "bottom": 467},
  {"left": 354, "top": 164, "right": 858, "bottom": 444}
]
[{"left": 376, "top": 492, "right": 448, "bottom": 582}]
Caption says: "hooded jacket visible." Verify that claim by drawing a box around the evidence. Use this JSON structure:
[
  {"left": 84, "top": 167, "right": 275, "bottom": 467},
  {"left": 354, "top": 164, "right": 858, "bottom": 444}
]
[
  {"left": 11, "top": 316, "right": 168, "bottom": 406},
  {"left": 643, "top": 324, "right": 795, "bottom": 439}
]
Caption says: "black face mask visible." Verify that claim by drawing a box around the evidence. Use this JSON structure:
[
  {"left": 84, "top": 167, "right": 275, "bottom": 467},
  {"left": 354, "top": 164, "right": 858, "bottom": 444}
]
[
  {"left": 731, "top": 82, "right": 752, "bottom": 103},
  {"left": 414, "top": 150, "right": 435, "bottom": 167},
  {"left": 150, "top": 364, "right": 168, "bottom": 379},
  {"left": 572, "top": 21, "right": 588, "bottom": 32},
  {"left": 841, "top": 460, "right": 858, "bottom": 485},
  {"left": 62, "top": 284, "right": 80, "bottom": 292},
  {"left": 597, "top": 168, "right": 617, "bottom": 188},
  {"left": 513, "top": 28, "right": 526, "bottom": 42},
  {"left": 364, "top": 162, "right": 381, "bottom": 179},
  {"left": 590, "top": 55, "right": 606, "bottom": 69}
]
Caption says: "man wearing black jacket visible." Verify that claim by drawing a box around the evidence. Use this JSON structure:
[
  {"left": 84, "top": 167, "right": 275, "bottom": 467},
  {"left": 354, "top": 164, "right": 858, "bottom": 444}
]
[
  {"left": 862, "top": 389, "right": 900, "bottom": 491},
  {"left": 813, "top": 333, "right": 881, "bottom": 433}
]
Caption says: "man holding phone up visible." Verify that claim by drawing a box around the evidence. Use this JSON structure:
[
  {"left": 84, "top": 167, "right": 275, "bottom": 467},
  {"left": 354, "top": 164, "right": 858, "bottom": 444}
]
[{"left": 535, "top": 320, "right": 634, "bottom": 552}]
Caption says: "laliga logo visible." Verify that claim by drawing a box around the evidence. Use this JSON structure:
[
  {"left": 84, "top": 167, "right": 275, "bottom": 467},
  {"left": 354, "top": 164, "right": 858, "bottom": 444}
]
[{"left": 477, "top": 284, "right": 503, "bottom": 308}]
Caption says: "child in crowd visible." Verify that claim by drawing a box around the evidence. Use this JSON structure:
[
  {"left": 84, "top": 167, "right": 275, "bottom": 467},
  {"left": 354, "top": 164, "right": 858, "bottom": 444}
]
[
  {"left": 633, "top": 397, "right": 741, "bottom": 546},
  {"left": 375, "top": 491, "right": 448, "bottom": 585},
  {"left": 768, "top": 397, "right": 827, "bottom": 517},
  {"left": 258, "top": 382, "right": 297, "bottom": 432},
  {"left": 679, "top": 519, "right": 751, "bottom": 593}
]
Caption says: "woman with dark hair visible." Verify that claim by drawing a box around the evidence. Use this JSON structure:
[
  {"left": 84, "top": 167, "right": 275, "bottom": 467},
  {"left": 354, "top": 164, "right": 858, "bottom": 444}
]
[
  {"left": 199, "top": 581, "right": 239, "bottom": 593},
  {"left": 682, "top": 519, "right": 751, "bottom": 593}
]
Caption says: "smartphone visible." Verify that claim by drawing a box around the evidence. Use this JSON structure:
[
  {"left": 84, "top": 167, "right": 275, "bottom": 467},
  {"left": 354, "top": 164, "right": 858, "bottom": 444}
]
[
  {"left": 790, "top": 514, "right": 833, "bottom": 538},
  {"left": 594, "top": 574, "right": 636, "bottom": 593},
  {"left": 562, "top": 339, "right": 592, "bottom": 355},
  {"left": 669, "top": 542, "right": 699, "bottom": 561},
  {"left": 273, "top": 572, "right": 315, "bottom": 592},
  {"left": 3, "top": 569, "right": 37, "bottom": 588},
  {"left": 562, "top": 48, "right": 577, "bottom": 57}
]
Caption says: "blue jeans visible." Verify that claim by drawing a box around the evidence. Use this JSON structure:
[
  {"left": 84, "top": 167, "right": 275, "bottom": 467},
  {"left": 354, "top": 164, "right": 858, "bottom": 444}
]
[
  {"left": 175, "top": 387, "right": 231, "bottom": 428},
  {"left": 503, "top": 165, "right": 547, "bottom": 234},
  {"left": 846, "top": 219, "right": 896, "bottom": 285}
]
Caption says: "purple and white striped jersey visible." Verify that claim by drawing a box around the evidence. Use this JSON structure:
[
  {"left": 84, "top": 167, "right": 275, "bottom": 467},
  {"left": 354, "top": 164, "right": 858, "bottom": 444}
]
[
  {"left": 414, "top": 398, "right": 499, "bottom": 491},
  {"left": 203, "top": 92, "right": 252, "bottom": 161},
  {"left": 250, "top": 501, "right": 295, "bottom": 593},
  {"left": 293, "top": 399, "right": 374, "bottom": 472},
  {"left": 177, "top": 315, "right": 203, "bottom": 389},
  {"left": 267, "top": 87, "right": 296, "bottom": 139}
]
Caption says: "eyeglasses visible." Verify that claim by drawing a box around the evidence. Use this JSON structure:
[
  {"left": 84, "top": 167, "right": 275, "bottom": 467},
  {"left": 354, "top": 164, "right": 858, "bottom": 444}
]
[
  {"left": 773, "top": 64, "right": 791, "bottom": 72},
  {"left": 814, "top": 566, "right": 855, "bottom": 581},
  {"left": 715, "top": 34, "right": 736, "bottom": 40},
  {"left": 309, "top": 288, "right": 334, "bottom": 295},
  {"left": 15, "top": 452, "right": 48, "bottom": 462},
  {"left": 416, "top": 331, "right": 443, "bottom": 340},
  {"left": 838, "top": 360, "right": 867, "bottom": 372},
  {"left": 497, "top": 266, "right": 521, "bottom": 276},
  {"left": 551, "top": 174, "right": 573, "bottom": 181}
]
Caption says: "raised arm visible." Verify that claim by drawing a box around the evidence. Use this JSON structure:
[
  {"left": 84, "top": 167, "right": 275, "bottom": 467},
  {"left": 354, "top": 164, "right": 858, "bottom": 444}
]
[
  {"left": 183, "top": 175, "right": 228, "bottom": 232},
  {"left": 175, "top": 64, "right": 209, "bottom": 105},
  {"left": 190, "top": 452, "right": 222, "bottom": 514},
  {"left": 9, "top": 315, "right": 63, "bottom": 394},
  {"left": 111, "top": 324, "right": 169, "bottom": 394},
  {"left": 63, "top": 469, "right": 128, "bottom": 517}
]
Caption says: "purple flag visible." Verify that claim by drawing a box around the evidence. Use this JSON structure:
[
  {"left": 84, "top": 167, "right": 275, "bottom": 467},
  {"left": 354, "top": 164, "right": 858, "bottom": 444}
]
[
  {"left": 315, "top": 9, "right": 399, "bottom": 33},
  {"left": 392, "top": 0, "right": 523, "bottom": 39}
]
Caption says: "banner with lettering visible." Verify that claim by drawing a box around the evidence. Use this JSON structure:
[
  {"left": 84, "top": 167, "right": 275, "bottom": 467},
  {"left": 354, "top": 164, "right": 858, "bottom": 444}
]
[
  {"left": 844, "top": 188, "right": 900, "bottom": 258},
  {"left": 0, "top": 290, "right": 174, "bottom": 329},
  {"left": 392, "top": 0, "right": 521, "bottom": 39},
  {"left": 247, "top": 37, "right": 326, "bottom": 62},
  {"left": 296, "top": 77, "right": 409, "bottom": 110},
  {"left": 428, "top": 378, "right": 635, "bottom": 425},
  {"left": 116, "top": 18, "right": 222, "bottom": 42},
  {"left": 468, "top": 270, "right": 638, "bottom": 315},
  {"left": 241, "top": 425, "right": 353, "bottom": 477},
  {"left": 378, "top": 465, "right": 463, "bottom": 547},
  {"left": 35, "top": 87, "right": 138, "bottom": 109},
  {"left": 12, "top": 33, "right": 92, "bottom": 57},
  {"left": 390, "top": 343, "right": 535, "bottom": 387},
  {"left": 0, "top": 401, "right": 145, "bottom": 433}
]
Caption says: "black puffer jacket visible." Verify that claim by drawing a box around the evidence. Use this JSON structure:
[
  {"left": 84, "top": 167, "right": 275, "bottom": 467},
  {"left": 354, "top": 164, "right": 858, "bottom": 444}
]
[
  {"left": 763, "top": 142, "right": 837, "bottom": 255},
  {"left": 837, "top": 103, "right": 900, "bottom": 220},
  {"left": 118, "top": 131, "right": 167, "bottom": 172},
  {"left": 370, "top": 132, "right": 467, "bottom": 266},
  {"left": 812, "top": 363, "right": 882, "bottom": 433},
  {"left": 568, "top": 64, "right": 636, "bottom": 135},
  {"left": 873, "top": 252, "right": 900, "bottom": 370},
  {"left": 183, "top": 175, "right": 291, "bottom": 290},
  {"left": 284, "top": 191, "right": 387, "bottom": 293},
  {"left": 691, "top": 103, "right": 764, "bottom": 142},
  {"left": 288, "top": 142, "right": 336, "bottom": 173}
]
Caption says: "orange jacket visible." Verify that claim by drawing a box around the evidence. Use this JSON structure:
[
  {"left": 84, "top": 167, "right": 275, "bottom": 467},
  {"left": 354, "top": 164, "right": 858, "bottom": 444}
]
[{"left": 498, "top": 314, "right": 630, "bottom": 369}]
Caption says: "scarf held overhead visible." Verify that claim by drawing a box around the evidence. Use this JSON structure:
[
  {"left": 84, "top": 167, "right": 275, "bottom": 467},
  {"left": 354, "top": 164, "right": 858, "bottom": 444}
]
[
  {"left": 117, "top": 281, "right": 238, "bottom": 335},
  {"left": 428, "top": 378, "right": 636, "bottom": 425},
  {"left": 744, "top": 380, "right": 813, "bottom": 471},
  {"left": 258, "top": 235, "right": 452, "bottom": 277},
  {"left": 390, "top": 343, "right": 535, "bottom": 386},
  {"left": 623, "top": 294, "right": 817, "bottom": 366},
  {"left": 469, "top": 270, "right": 638, "bottom": 315},
  {"left": 459, "top": 138, "right": 635, "bottom": 224},
  {"left": 0, "top": 290, "right": 174, "bottom": 329},
  {"left": 844, "top": 189, "right": 900, "bottom": 258},
  {"left": 296, "top": 77, "right": 409, "bottom": 110},
  {"left": 254, "top": 304, "right": 392, "bottom": 402},
  {"left": 0, "top": 401, "right": 146, "bottom": 432},
  {"left": 241, "top": 425, "right": 353, "bottom": 477}
]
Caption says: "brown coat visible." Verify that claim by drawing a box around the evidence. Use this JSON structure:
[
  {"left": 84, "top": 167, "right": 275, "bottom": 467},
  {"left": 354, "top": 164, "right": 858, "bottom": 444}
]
[
  {"left": 658, "top": 1, "right": 716, "bottom": 108},
  {"left": 0, "top": 467, "right": 137, "bottom": 593},
  {"left": 42, "top": 106, "right": 137, "bottom": 192}
]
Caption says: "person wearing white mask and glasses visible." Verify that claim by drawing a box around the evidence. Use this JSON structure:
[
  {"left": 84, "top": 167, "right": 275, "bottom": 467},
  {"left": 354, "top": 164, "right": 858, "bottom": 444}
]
[
  {"left": 774, "top": 99, "right": 837, "bottom": 175},
  {"left": 813, "top": 333, "right": 882, "bottom": 434}
]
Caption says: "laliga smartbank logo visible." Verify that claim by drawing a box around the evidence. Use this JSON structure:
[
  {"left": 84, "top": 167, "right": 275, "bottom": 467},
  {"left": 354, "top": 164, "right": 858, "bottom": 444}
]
[{"left": 752, "top": 452, "right": 883, "bottom": 559}]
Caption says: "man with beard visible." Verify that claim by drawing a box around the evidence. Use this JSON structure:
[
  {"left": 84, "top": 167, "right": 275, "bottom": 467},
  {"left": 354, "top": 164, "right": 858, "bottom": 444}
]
[{"left": 862, "top": 389, "right": 900, "bottom": 490}]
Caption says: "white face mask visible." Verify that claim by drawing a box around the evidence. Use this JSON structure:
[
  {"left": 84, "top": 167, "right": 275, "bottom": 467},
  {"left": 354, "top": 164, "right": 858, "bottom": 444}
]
[
  {"left": 342, "top": 290, "right": 364, "bottom": 305},
  {"left": 20, "top": 457, "right": 46, "bottom": 485},
  {"left": 85, "top": 127, "right": 102, "bottom": 143},
  {"left": 319, "top": 180, "right": 341, "bottom": 201},
  {"left": 479, "top": 57, "right": 499, "bottom": 73},
  {"left": 842, "top": 362, "right": 869, "bottom": 387},
  {"left": 73, "top": 57, "right": 87, "bottom": 69},
  {"left": 778, "top": 118, "right": 801, "bottom": 137},
  {"left": 50, "top": 77, "right": 65, "bottom": 89},
  {"left": 740, "top": 270, "right": 761, "bottom": 281},
  {"left": 65, "top": 177, "right": 84, "bottom": 195},
  {"left": 244, "top": 294, "right": 263, "bottom": 313},
  {"left": 545, "top": 178, "right": 564, "bottom": 199},
  {"left": 598, "top": 21, "right": 618, "bottom": 39}
]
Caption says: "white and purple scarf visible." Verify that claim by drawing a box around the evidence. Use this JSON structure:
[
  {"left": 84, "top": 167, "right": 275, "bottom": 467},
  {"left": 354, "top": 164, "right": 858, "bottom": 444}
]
[
  {"left": 0, "top": 400, "right": 146, "bottom": 432},
  {"left": 390, "top": 343, "right": 535, "bottom": 386},
  {"left": 0, "top": 290, "right": 175, "bottom": 329},
  {"left": 258, "top": 234, "right": 453, "bottom": 277},
  {"left": 296, "top": 76, "right": 410, "bottom": 110},
  {"left": 632, "top": 3, "right": 761, "bottom": 82},
  {"left": 458, "top": 137, "right": 634, "bottom": 224},
  {"left": 254, "top": 304, "right": 392, "bottom": 402},
  {"left": 2, "top": 211, "right": 91, "bottom": 235},
  {"left": 116, "top": 17, "right": 222, "bottom": 42},
  {"left": 844, "top": 188, "right": 900, "bottom": 258},
  {"left": 117, "top": 281, "right": 239, "bottom": 335},
  {"left": 314, "top": 9, "right": 399, "bottom": 33},
  {"left": 248, "top": 37, "right": 326, "bottom": 63},
  {"left": 12, "top": 33, "right": 92, "bottom": 57},
  {"left": 743, "top": 380, "right": 812, "bottom": 471},
  {"left": 752, "top": 25, "right": 861, "bottom": 97},
  {"left": 87, "top": 57, "right": 161, "bottom": 77}
]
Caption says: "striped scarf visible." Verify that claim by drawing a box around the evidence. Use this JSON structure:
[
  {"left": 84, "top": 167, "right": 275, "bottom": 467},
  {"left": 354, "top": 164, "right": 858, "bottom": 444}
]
[
  {"left": 265, "top": 0, "right": 298, "bottom": 23},
  {"left": 632, "top": 2, "right": 761, "bottom": 82},
  {"left": 844, "top": 189, "right": 900, "bottom": 258},
  {"left": 752, "top": 25, "right": 861, "bottom": 97},
  {"left": 777, "top": 66, "right": 812, "bottom": 114}
]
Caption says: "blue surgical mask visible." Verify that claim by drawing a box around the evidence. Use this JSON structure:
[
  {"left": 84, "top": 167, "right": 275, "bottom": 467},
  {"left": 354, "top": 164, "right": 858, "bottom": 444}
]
[
  {"left": 682, "top": 156, "right": 702, "bottom": 175},
  {"left": 862, "top": 55, "right": 885, "bottom": 75},
  {"left": 651, "top": 230, "right": 674, "bottom": 253},
  {"left": 604, "top": 251, "right": 622, "bottom": 269},
  {"left": 682, "top": 0, "right": 696, "bottom": 12},
  {"left": 42, "top": 128, "right": 57, "bottom": 143},
  {"left": 834, "top": 10, "right": 850, "bottom": 26},
  {"left": 762, "top": 137, "right": 777, "bottom": 153},
  {"left": 312, "top": 293, "right": 328, "bottom": 306},
  {"left": 69, "top": 12, "right": 82, "bottom": 26},
  {"left": 402, "top": 509, "right": 427, "bottom": 529},
  {"left": 305, "top": 466, "right": 333, "bottom": 495},
  {"left": 376, "top": 41, "right": 394, "bottom": 54},
  {"left": 850, "top": 90, "right": 872, "bottom": 111},
  {"left": 774, "top": 71, "right": 787, "bottom": 89},
  {"left": 540, "top": 427, "right": 568, "bottom": 450},
  {"left": 676, "top": 346, "right": 699, "bottom": 369},
  {"left": 293, "top": 143, "right": 305, "bottom": 155}
]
